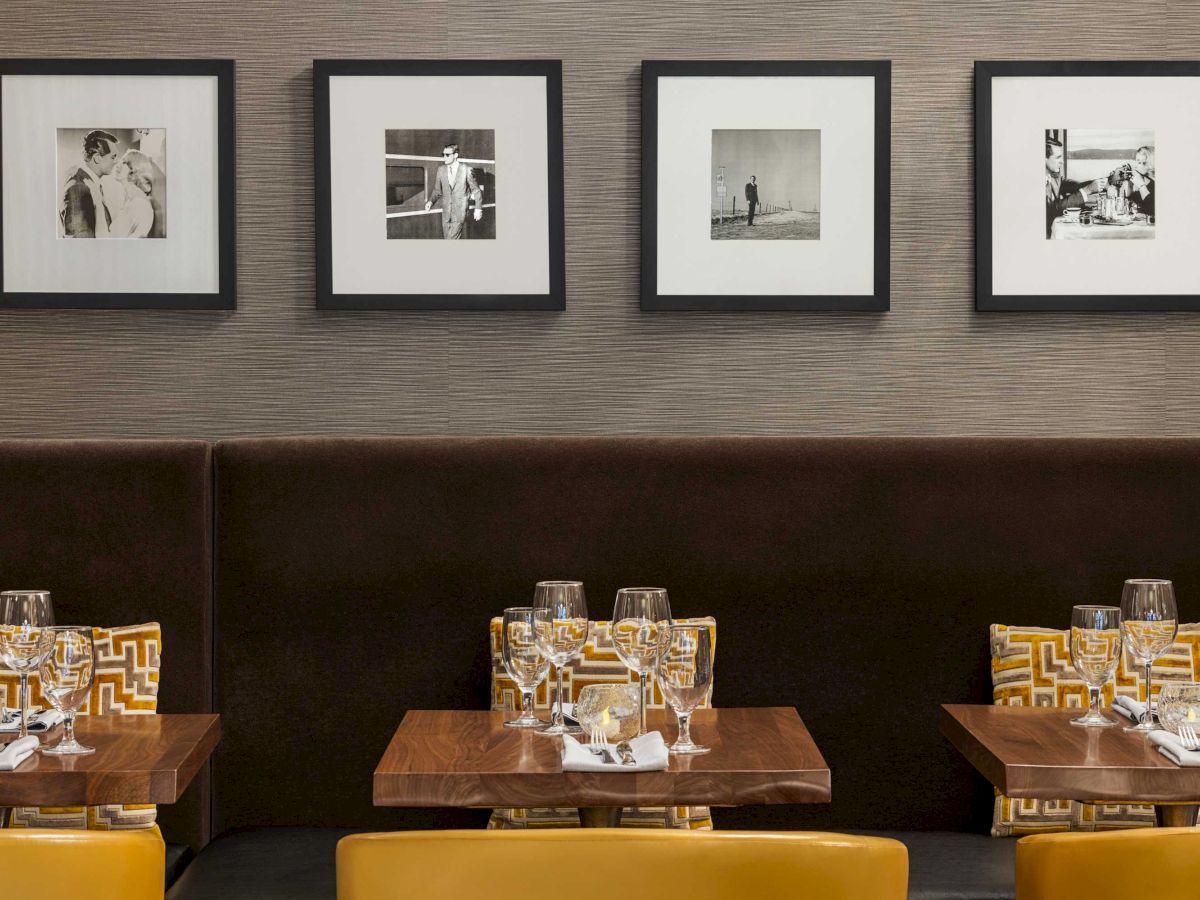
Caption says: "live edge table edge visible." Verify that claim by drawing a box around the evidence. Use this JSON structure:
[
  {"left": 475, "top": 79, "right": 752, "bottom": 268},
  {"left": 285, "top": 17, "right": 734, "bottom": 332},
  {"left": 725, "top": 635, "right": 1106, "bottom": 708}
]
[{"left": 374, "top": 707, "right": 830, "bottom": 827}]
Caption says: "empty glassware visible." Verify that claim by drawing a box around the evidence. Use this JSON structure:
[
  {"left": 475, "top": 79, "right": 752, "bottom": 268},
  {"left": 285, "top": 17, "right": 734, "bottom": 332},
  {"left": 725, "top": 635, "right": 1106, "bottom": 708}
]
[
  {"left": 612, "top": 587, "right": 672, "bottom": 736},
  {"left": 501, "top": 606, "right": 550, "bottom": 728},
  {"left": 39, "top": 626, "right": 96, "bottom": 755},
  {"left": 1069, "top": 605, "right": 1121, "bottom": 728},
  {"left": 657, "top": 623, "right": 713, "bottom": 754},
  {"left": 532, "top": 581, "right": 589, "bottom": 736},
  {"left": 0, "top": 590, "right": 55, "bottom": 740},
  {"left": 1120, "top": 579, "right": 1178, "bottom": 733}
]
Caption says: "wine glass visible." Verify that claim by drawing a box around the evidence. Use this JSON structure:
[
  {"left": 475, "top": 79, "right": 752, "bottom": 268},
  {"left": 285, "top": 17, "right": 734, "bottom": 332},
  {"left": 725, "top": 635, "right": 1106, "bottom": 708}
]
[
  {"left": 39, "top": 626, "right": 96, "bottom": 755},
  {"left": 0, "top": 590, "right": 55, "bottom": 739},
  {"left": 1120, "top": 579, "right": 1178, "bottom": 733},
  {"left": 657, "top": 623, "right": 713, "bottom": 754},
  {"left": 501, "top": 607, "right": 549, "bottom": 728},
  {"left": 612, "top": 587, "right": 672, "bottom": 736},
  {"left": 1068, "top": 605, "right": 1121, "bottom": 728},
  {"left": 532, "top": 581, "right": 589, "bottom": 736}
]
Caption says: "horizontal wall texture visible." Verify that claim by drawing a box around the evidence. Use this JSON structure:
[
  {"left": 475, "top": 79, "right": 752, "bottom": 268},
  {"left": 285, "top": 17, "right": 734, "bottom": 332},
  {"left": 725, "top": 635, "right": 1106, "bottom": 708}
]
[{"left": 1, "top": 0, "right": 1198, "bottom": 436}]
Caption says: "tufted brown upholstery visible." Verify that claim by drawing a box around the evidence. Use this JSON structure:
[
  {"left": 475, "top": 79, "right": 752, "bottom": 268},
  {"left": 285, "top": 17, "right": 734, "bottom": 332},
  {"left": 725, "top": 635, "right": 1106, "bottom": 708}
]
[
  {"left": 210, "top": 437, "right": 1200, "bottom": 836},
  {"left": 0, "top": 440, "right": 212, "bottom": 852}
]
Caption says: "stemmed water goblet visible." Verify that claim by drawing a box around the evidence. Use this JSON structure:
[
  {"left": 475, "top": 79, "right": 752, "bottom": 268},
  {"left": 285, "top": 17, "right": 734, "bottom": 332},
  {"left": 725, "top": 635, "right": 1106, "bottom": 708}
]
[
  {"left": 1068, "top": 605, "right": 1122, "bottom": 728},
  {"left": 1120, "top": 579, "right": 1178, "bottom": 733},
  {"left": 612, "top": 587, "right": 672, "bottom": 737},
  {"left": 657, "top": 623, "right": 713, "bottom": 754},
  {"left": 501, "top": 607, "right": 550, "bottom": 728},
  {"left": 0, "top": 590, "right": 55, "bottom": 739},
  {"left": 532, "top": 581, "right": 589, "bottom": 736},
  {"left": 39, "top": 626, "right": 96, "bottom": 755}
]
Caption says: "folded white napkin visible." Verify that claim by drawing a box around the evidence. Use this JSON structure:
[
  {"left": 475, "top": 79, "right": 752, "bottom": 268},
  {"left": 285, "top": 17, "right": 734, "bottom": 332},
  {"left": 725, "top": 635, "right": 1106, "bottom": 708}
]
[
  {"left": 561, "top": 731, "right": 669, "bottom": 772},
  {"left": 0, "top": 708, "right": 65, "bottom": 734},
  {"left": 550, "top": 702, "right": 578, "bottom": 725},
  {"left": 1149, "top": 730, "right": 1200, "bottom": 767},
  {"left": 1111, "top": 696, "right": 1153, "bottom": 722},
  {"left": 0, "top": 735, "right": 38, "bottom": 771}
]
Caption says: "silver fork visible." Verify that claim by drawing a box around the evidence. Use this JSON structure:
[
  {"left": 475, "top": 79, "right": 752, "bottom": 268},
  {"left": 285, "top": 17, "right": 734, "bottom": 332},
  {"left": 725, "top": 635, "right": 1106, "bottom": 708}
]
[
  {"left": 587, "top": 727, "right": 616, "bottom": 764},
  {"left": 1178, "top": 723, "right": 1200, "bottom": 751}
]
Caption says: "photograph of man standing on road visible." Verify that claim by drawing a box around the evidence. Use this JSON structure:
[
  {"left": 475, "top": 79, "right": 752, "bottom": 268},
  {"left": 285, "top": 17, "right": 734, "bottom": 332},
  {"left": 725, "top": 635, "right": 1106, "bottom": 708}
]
[{"left": 711, "top": 129, "right": 820, "bottom": 241}]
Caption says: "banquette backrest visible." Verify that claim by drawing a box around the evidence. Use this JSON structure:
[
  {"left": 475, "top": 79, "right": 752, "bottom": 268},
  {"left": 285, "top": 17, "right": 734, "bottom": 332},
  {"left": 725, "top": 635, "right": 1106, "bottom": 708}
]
[
  {"left": 209, "top": 437, "right": 1200, "bottom": 836},
  {"left": 0, "top": 440, "right": 213, "bottom": 850}
]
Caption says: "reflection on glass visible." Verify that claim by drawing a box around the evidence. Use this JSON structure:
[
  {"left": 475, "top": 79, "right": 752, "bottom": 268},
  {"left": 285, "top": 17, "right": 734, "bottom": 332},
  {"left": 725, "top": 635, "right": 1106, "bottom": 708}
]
[
  {"left": 1120, "top": 579, "right": 1178, "bottom": 733},
  {"left": 1069, "top": 605, "right": 1121, "bottom": 728},
  {"left": 0, "top": 590, "right": 55, "bottom": 740},
  {"left": 501, "top": 607, "right": 550, "bottom": 728},
  {"left": 532, "top": 581, "right": 588, "bottom": 737},
  {"left": 39, "top": 626, "right": 96, "bottom": 755},
  {"left": 658, "top": 624, "right": 713, "bottom": 754},
  {"left": 612, "top": 588, "right": 672, "bottom": 736}
]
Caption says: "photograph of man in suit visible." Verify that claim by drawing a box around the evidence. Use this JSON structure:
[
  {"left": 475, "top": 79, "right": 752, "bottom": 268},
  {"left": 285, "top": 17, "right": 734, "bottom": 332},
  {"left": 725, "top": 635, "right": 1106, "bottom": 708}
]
[
  {"left": 60, "top": 130, "right": 120, "bottom": 238},
  {"left": 1045, "top": 137, "right": 1106, "bottom": 238},
  {"left": 745, "top": 175, "right": 758, "bottom": 227},
  {"left": 424, "top": 143, "right": 483, "bottom": 240}
]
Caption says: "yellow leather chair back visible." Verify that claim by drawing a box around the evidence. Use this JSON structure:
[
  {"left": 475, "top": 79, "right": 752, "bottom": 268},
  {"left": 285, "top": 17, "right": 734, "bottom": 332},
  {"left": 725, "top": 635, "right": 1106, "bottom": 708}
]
[
  {"left": 1017, "top": 827, "right": 1200, "bottom": 900},
  {"left": 0, "top": 824, "right": 164, "bottom": 900},
  {"left": 337, "top": 829, "right": 908, "bottom": 900}
]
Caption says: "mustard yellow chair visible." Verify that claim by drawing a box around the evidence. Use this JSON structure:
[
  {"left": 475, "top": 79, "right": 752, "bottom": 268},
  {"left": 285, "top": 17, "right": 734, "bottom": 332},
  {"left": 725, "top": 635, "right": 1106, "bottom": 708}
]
[
  {"left": 1016, "top": 827, "right": 1200, "bottom": 900},
  {"left": 0, "top": 824, "right": 165, "bottom": 900},
  {"left": 337, "top": 829, "right": 908, "bottom": 900}
]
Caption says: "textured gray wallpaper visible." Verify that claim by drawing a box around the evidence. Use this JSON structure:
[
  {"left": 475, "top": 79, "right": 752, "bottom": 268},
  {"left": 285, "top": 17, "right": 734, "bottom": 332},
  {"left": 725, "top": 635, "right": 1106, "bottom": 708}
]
[{"left": 1, "top": 0, "right": 1196, "bottom": 437}]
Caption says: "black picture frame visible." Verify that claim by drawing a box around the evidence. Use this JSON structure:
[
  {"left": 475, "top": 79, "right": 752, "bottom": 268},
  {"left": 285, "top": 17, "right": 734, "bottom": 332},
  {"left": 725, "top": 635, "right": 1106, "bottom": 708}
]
[
  {"left": 314, "top": 59, "right": 565, "bottom": 311},
  {"left": 976, "top": 60, "right": 1200, "bottom": 312},
  {"left": 0, "top": 58, "right": 236, "bottom": 310},
  {"left": 640, "top": 60, "right": 890, "bottom": 312}
]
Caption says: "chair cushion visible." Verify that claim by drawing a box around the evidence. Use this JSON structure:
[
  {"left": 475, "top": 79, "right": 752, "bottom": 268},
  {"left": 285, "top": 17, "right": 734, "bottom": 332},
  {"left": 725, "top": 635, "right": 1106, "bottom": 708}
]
[
  {"left": 2, "top": 622, "right": 161, "bottom": 829},
  {"left": 989, "top": 623, "right": 1200, "bottom": 835},
  {"left": 166, "top": 827, "right": 359, "bottom": 900},
  {"left": 489, "top": 616, "right": 715, "bottom": 829},
  {"left": 0, "top": 823, "right": 166, "bottom": 900},
  {"left": 168, "top": 827, "right": 1010, "bottom": 900},
  {"left": 854, "top": 831, "right": 1015, "bottom": 900}
]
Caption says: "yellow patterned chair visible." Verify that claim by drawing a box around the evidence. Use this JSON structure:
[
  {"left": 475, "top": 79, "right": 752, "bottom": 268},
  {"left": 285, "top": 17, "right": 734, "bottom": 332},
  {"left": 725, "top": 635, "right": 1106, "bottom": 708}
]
[
  {"left": 1015, "top": 827, "right": 1200, "bottom": 899},
  {"left": 0, "top": 826, "right": 165, "bottom": 900},
  {"left": 990, "top": 622, "right": 1200, "bottom": 835},
  {"left": 0, "top": 622, "right": 161, "bottom": 830},
  {"left": 337, "top": 830, "right": 908, "bottom": 900},
  {"left": 488, "top": 616, "right": 716, "bottom": 829}
]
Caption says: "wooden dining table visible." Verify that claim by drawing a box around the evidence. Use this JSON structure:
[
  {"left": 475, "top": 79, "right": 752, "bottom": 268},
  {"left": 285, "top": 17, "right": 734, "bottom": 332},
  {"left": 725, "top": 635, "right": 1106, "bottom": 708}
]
[
  {"left": 1049, "top": 216, "right": 1155, "bottom": 239},
  {"left": 0, "top": 714, "right": 221, "bottom": 827},
  {"left": 941, "top": 704, "right": 1200, "bottom": 827},
  {"left": 374, "top": 706, "right": 830, "bottom": 827}
]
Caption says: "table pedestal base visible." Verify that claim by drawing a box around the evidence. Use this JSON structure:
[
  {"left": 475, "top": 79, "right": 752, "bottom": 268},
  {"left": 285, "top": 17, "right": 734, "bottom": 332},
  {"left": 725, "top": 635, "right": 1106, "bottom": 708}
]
[
  {"left": 577, "top": 806, "right": 623, "bottom": 828},
  {"left": 0, "top": 808, "right": 9, "bottom": 828},
  {"left": 1155, "top": 804, "right": 1199, "bottom": 827}
]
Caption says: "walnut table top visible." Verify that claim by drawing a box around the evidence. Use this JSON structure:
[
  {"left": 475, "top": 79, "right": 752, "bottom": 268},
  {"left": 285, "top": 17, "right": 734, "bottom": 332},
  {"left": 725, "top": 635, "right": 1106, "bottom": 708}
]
[
  {"left": 374, "top": 707, "right": 830, "bottom": 810},
  {"left": 0, "top": 713, "right": 220, "bottom": 807},
  {"left": 940, "top": 704, "right": 1200, "bottom": 804}
]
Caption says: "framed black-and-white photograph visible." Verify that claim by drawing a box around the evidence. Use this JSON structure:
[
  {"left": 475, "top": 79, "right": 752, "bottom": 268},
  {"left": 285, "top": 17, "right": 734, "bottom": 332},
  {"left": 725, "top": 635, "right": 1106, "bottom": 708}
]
[
  {"left": 314, "top": 59, "right": 564, "bottom": 310},
  {"left": 641, "top": 60, "right": 890, "bottom": 312},
  {"left": 977, "top": 60, "right": 1200, "bottom": 311},
  {"left": 0, "top": 59, "right": 236, "bottom": 309}
]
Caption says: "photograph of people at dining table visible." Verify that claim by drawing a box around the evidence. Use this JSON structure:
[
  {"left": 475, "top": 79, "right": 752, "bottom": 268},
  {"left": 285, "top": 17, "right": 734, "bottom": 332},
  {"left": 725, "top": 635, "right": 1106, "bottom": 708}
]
[{"left": 1045, "top": 128, "right": 1155, "bottom": 240}]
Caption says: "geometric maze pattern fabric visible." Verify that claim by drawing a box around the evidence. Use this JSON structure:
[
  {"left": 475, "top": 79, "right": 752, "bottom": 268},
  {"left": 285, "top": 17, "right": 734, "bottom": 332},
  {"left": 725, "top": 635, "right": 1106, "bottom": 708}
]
[
  {"left": 990, "top": 622, "right": 1200, "bottom": 836},
  {"left": 488, "top": 616, "right": 716, "bottom": 830},
  {"left": 1, "top": 622, "right": 161, "bottom": 830}
]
